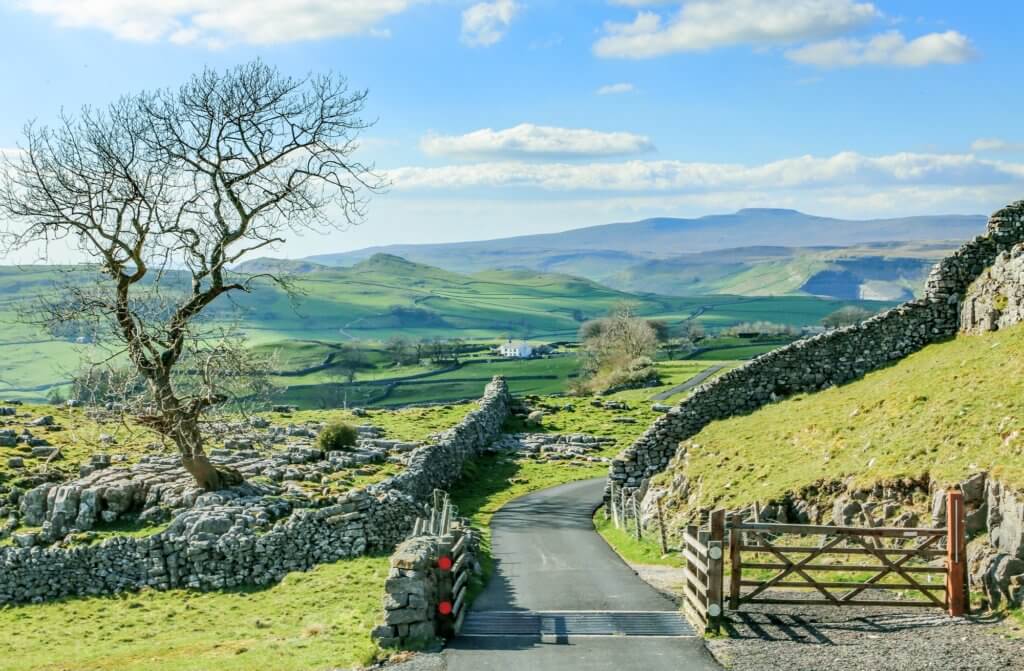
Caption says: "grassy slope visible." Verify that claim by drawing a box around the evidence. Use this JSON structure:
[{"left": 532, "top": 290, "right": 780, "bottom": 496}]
[
  {"left": 652, "top": 324, "right": 1024, "bottom": 514},
  {"left": 0, "top": 557, "right": 387, "bottom": 671}
]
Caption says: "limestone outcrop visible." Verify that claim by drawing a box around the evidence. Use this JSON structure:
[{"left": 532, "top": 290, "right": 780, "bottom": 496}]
[{"left": 0, "top": 377, "right": 511, "bottom": 605}]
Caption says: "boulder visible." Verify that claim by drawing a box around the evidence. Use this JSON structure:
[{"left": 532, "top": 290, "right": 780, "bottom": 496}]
[
  {"left": 975, "top": 553, "right": 1024, "bottom": 609},
  {"left": 987, "top": 480, "right": 1024, "bottom": 559},
  {"left": 832, "top": 497, "right": 861, "bottom": 526}
]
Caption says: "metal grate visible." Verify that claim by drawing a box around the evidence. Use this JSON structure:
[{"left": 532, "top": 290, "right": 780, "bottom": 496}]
[{"left": 460, "top": 611, "right": 695, "bottom": 637}]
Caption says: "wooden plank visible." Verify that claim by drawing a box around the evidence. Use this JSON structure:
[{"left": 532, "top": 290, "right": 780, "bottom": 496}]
[
  {"left": 739, "top": 580, "right": 946, "bottom": 590},
  {"left": 740, "top": 562, "right": 945, "bottom": 574},
  {"left": 740, "top": 597, "right": 944, "bottom": 608},
  {"left": 734, "top": 522, "right": 945, "bottom": 537},
  {"left": 841, "top": 534, "right": 945, "bottom": 607},
  {"left": 739, "top": 545, "right": 945, "bottom": 557},
  {"left": 744, "top": 535, "right": 845, "bottom": 603},
  {"left": 683, "top": 548, "right": 709, "bottom": 575},
  {"left": 683, "top": 577, "right": 709, "bottom": 608},
  {"left": 729, "top": 513, "right": 742, "bottom": 611}
]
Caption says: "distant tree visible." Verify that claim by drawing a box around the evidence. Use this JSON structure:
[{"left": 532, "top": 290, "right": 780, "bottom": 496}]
[
  {"left": 0, "top": 61, "right": 381, "bottom": 490},
  {"left": 822, "top": 306, "right": 875, "bottom": 329},
  {"left": 384, "top": 336, "right": 411, "bottom": 366},
  {"left": 578, "top": 304, "right": 659, "bottom": 393},
  {"left": 724, "top": 321, "right": 799, "bottom": 337},
  {"left": 684, "top": 321, "right": 705, "bottom": 341},
  {"left": 335, "top": 344, "right": 367, "bottom": 384},
  {"left": 647, "top": 319, "right": 671, "bottom": 343},
  {"left": 578, "top": 319, "right": 606, "bottom": 341}
]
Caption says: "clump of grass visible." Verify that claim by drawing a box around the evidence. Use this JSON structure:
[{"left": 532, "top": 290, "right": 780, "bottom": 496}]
[{"left": 316, "top": 421, "right": 357, "bottom": 452}]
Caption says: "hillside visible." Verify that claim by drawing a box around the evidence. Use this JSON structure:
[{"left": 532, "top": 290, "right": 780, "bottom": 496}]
[
  {"left": 301, "top": 209, "right": 979, "bottom": 298},
  {"left": 607, "top": 242, "right": 955, "bottom": 300},
  {"left": 0, "top": 257, "right": 887, "bottom": 401},
  {"left": 651, "top": 323, "right": 1024, "bottom": 513}
]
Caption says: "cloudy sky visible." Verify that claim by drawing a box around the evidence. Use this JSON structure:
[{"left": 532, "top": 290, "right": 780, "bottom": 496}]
[{"left": 1, "top": 0, "right": 1022, "bottom": 258}]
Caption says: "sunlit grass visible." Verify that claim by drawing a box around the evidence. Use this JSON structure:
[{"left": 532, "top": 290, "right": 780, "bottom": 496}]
[{"left": 0, "top": 557, "right": 389, "bottom": 671}]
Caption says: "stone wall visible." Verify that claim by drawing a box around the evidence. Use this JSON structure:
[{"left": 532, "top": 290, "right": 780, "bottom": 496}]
[
  {"left": 608, "top": 201, "right": 1024, "bottom": 497},
  {"left": 0, "top": 378, "right": 510, "bottom": 605}
]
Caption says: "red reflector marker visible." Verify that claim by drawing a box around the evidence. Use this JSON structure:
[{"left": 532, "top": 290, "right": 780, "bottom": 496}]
[
  {"left": 438, "top": 555, "right": 453, "bottom": 571},
  {"left": 438, "top": 601, "right": 453, "bottom": 616}
]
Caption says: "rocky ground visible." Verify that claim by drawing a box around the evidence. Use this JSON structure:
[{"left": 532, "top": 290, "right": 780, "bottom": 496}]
[
  {"left": 486, "top": 432, "right": 616, "bottom": 462},
  {"left": 707, "top": 593, "right": 1023, "bottom": 671},
  {"left": 2, "top": 412, "right": 425, "bottom": 547}
]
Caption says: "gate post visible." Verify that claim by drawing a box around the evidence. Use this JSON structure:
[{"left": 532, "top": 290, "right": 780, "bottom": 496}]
[
  {"left": 728, "top": 512, "right": 742, "bottom": 610},
  {"left": 707, "top": 509, "right": 726, "bottom": 633},
  {"left": 946, "top": 489, "right": 968, "bottom": 617}
]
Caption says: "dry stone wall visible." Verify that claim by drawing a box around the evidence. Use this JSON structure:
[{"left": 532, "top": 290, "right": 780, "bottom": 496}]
[
  {"left": 0, "top": 378, "right": 510, "bottom": 604},
  {"left": 609, "top": 201, "right": 1024, "bottom": 497}
]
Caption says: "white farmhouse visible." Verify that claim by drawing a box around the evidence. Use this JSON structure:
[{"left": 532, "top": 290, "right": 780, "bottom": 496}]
[{"left": 498, "top": 340, "right": 533, "bottom": 358}]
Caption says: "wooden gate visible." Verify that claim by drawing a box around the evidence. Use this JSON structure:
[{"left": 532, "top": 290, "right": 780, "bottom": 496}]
[
  {"left": 679, "top": 490, "right": 969, "bottom": 633},
  {"left": 726, "top": 490, "right": 968, "bottom": 616}
]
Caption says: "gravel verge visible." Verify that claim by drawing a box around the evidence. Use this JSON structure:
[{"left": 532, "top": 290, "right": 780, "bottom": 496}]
[{"left": 707, "top": 593, "right": 1022, "bottom": 671}]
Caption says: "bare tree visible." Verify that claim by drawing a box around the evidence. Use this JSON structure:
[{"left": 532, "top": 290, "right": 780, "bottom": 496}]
[{"left": 0, "top": 61, "right": 381, "bottom": 490}]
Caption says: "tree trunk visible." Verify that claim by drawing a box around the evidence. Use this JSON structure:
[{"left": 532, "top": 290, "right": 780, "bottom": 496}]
[
  {"left": 148, "top": 381, "right": 244, "bottom": 492},
  {"left": 174, "top": 423, "right": 244, "bottom": 491}
]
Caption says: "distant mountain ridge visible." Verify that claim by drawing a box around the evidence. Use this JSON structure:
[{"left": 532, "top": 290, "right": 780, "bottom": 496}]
[{"left": 292, "top": 209, "right": 984, "bottom": 300}]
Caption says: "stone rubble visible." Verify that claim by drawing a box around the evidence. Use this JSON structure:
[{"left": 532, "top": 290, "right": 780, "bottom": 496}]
[{"left": 487, "top": 432, "right": 615, "bottom": 462}]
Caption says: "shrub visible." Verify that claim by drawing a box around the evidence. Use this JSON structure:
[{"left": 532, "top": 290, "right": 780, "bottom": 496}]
[{"left": 317, "top": 421, "right": 359, "bottom": 451}]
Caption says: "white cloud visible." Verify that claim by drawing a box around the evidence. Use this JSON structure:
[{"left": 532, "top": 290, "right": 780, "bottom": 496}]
[
  {"left": 594, "top": 0, "right": 879, "bottom": 59},
  {"left": 17, "top": 0, "right": 417, "bottom": 47},
  {"left": 596, "top": 82, "right": 635, "bottom": 95},
  {"left": 972, "top": 138, "right": 1024, "bottom": 153},
  {"left": 420, "top": 124, "right": 655, "bottom": 160},
  {"left": 786, "top": 30, "right": 973, "bottom": 68},
  {"left": 386, "top": 150, "right": 1024, "bottom": 192},
  {"left": 460, "top": 0, "right": 520, "bottom": 47}
]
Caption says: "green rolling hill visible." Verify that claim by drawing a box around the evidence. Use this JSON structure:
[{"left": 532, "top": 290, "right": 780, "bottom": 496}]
[
  {"left": 0, "top": 255, "right": 890, "bottom": 402},
  {"left": 300, "top": 209, "right": 980, "bottom": 300}
]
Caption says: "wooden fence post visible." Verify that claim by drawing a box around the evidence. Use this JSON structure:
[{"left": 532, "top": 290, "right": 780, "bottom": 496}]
[
  {"left": 633, "top": 494, "right": 642, "bottom": 541},
  {"left": 656, "top": 497, "right": 669, "bottom": 555},
  {"left": 946, "top": 489, "right": 968, "bottom": 617},
  {"left": 728, "top": 512, "right": 742, "bottom": 611},
  {"left": 707, "top": 510, "right": 726, "bottom": 633},
  {"left": 610, "top": 484, "right": 619, "bottom": 529}
]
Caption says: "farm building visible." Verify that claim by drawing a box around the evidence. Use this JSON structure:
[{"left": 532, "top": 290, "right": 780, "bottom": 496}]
[{"left": 498, "top": 340, "right": 533, "bottom": 358}]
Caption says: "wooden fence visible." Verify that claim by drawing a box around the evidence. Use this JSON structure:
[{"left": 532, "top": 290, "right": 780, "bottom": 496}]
[
  {"left": 681, "top": 509, "right": 726, "bottom": 634},
  {"left": 678, "top": 490, "right": 969, "bottom": 633}
]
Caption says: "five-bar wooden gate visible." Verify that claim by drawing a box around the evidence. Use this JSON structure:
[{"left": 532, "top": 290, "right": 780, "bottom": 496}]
[{"left": 680, "top": 490, "right": 969, "bottom": 634}]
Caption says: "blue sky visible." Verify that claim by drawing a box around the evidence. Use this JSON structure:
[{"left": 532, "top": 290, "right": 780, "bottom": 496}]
[{"left": 2, "top": 0, "right": 1023, "bottom": 259}]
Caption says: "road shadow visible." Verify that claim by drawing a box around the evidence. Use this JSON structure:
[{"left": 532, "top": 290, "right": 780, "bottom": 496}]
[{"left": 721, "top": 608, "right": 1005, "bottom": 645}]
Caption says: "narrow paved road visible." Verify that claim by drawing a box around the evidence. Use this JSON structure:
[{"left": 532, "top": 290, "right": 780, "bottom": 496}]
[
  {"left": 443, "top": 478, "right": 721, "bottom": 671},
  {"left": 651, "top": 364, "right": 725, "bottom": 401}
]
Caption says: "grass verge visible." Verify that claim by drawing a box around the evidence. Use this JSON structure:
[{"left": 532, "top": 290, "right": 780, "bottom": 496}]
[{"left": 0, "top": 556, "right": 388, "bottom": 671}]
